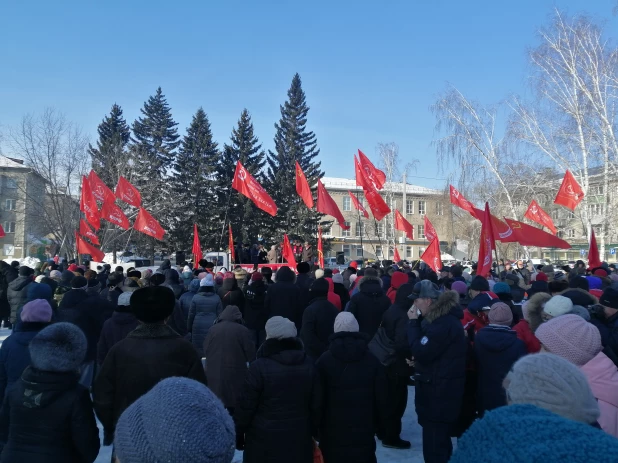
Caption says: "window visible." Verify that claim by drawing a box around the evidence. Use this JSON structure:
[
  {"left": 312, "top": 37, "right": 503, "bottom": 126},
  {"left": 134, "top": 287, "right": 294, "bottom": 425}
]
[
  {"left": 406, "top": 246, "right": 413, "bottom": 258},
  {"left": 436, "top": 202, "right": 444, "bottom": 216},
  {"left": 567, "top": 210, "right": 575, "bottom": 219},
  {"left": 406, "top": 199, "right": 414, "bottom": 215},
  {"left": 590, "top": 185, "right": 604, "bottom": 195},
  {"left": 355, "top": 221, "right": 364, "bottom": 237},
  {"left": 418, "top": 200, "right": 426, "bottom": 215},
  {"left": 418, "top": 247, "right": 425, "bottom": 257},
  {"left": 588, "top": 204, "right": 605, "bottom": 215},
  {"left": 3, "top": 222, "right": 15, "bottom": 233},
  {"left": 376, "top": 222, "right": 384, "bottom": 238},
  {"left": 567, "top": 229, "right": 576, "bottom": 239},
  {"left": 5, "top": 179, "right": 16, "bottom": 189},
  {"left": 551, "top": 209, "right": 560, "bottom": 221},
  {"left": 418, "top": 224, "right": 425, "bottom": 239},
  {"left": 356, "top": 247, "right": 364, "bottom": 257},
  {"left": 376, "top": 246, "right": 383, "bottom": 258},
  {"left": 343, "top": 245, "right": 350, "bottom": 257},
  {"left": 342, "top": 222, "right": 351, "bottom": 237},
  {"left": 5, "top": 200, "right": 16, "bottom": 211},
  {"left": 342, "top": 196, "right": 351, "bottom": 211}
]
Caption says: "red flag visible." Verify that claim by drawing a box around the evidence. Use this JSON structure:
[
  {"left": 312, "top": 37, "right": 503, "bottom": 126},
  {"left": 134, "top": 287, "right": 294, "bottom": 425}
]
[
  {"left": 394, "top": 210, "right": 414, "bottom": 240},
  {"left": 357, "top": 149, "right": 386, "bottom": 190},
  {"left": 393, "top": 246, "right": 401, "bottom": 263},
  {"left": 282, "top": 234, "right": 297, "bottom": 266},
  {"left": 79, "top": 219, "right": 100, "bottom": 245},
  {"left": 349, "top": 191, "right": 369, "bottom": 219},
  {"left": 477, "top": 203, "right": 495, "bottom": 278},
  {"left": 80, "top": 175, "right": 100, "bottom": 230},
  {"left": 588, "top": 228, "right": 601, "bottom": 269},
  {"left": 524, "top": 200, "right": 557, "bottom": 235},
  {"left": 228, "top": 224, "right": 235, "bottom": 263},
  {"left": 354, "top": 156, "right": 391, "bottom": 221},
  {"left": 100, "top": 201, "right": 130, "bottom": 230},
  {"left": 75, "top": 232, "right": 105, "bottom": 262},
  {"left": 424, "top": 216, "right": 438, "bottom": 242},
  {"left": 0, "top": 224, "right": 5, "bottom": 238},
  {"left": 554, "top": 170, "right": 584, "bottom": 211},
  {"left": 471, "top": 207, "right": 515, "bottom": 242},
  {"left": 134, "top": 207, "right": 165, "bottom": 240},
  {"left": 449, "top": 185, "right": 475, "bottom": 214},
  {"left": 317, "top": 179, "right": 349, "bottom": 230},
  {"left": 232, "top": 161, "right": 277, "bottom": 216},
  {"left": 193, "top": 223, "right": 203, "bottom": 265},
  {"left": 504, "top": 218, "right": 571, "bottom": 249},
  {"left": 89, "top": 170, "right": 115, "bottom": 205},
  {"left": 318, "top": 226, "right": 324, "bottom": 269},
  {"left": 295, "top": 161, "right": 314, "bottom": 209},
  {"left": 115, "top": 176, "right": 142, "bottom": 208},
  {"left": 421, "top": 238, "right": 442, "bottom": 273}
]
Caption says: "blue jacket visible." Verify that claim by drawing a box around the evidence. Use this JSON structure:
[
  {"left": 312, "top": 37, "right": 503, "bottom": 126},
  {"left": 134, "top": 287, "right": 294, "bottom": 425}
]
[
  {"left": 450, "top": 404, "right": 618, "bottom": 463},
  {"left": 474, "top": 325, "right": 527, "bottom": 414}
]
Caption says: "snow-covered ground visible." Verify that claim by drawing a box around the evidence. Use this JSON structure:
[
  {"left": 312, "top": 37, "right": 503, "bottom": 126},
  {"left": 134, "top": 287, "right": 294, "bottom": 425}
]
[{"left": 0, "top": 328, "right": 424, "bottom": 462}]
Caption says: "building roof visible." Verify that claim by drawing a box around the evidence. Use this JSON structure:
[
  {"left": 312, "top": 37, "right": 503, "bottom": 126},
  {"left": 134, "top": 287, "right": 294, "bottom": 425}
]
[
  {"left": 321, "top": 177, "right": 442, "bottom": 195},
  {"left": 0, "top": 156, "right": 26, "bottom": 168}
]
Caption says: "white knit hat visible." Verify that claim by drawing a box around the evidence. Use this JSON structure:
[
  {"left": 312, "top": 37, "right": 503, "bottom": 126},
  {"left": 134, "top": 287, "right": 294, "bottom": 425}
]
[{"left": 543, "top": 295, "right": 573, "bottom": 318}]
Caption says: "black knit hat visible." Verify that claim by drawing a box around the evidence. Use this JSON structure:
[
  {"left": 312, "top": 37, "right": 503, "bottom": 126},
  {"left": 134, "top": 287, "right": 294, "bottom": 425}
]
[
  {"left": 470, "top": 276, "right": 489, "bottom": 292},
  {"left": 297, "top": 262, "right": 310, "bottom": 274},
  {"left": 18, "top": 266, "right": 33, "bottom": 277},
  {"left": 131, "top": 286, "right": 175, "bottom": 323},
  {"left": 310, "top": 278, "right": 329, "bottom": 297},
  {"left": 71, "top": 275, "right": 88, "bottom": 289}
]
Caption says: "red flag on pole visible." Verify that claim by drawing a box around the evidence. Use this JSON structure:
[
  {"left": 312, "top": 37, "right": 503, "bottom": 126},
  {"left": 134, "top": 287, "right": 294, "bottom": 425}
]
[
  {"left": 75, "top": 232, "right": 105, "bottom": 262},
  {"left": 424, "top": 216, "right": 438, "bottom": 242},
  {"left": 80, "top": 175, "right": 100, "bottom": 230},
  {"left": 504, "top": 218, "right": 571, "bottom": 249},
  {"left": 588, "top": 228, "right": 602, "bottom": 269},
  {"left": 554, "top": 170, "right": 584, "bottom": 211},
  {"left": 89, "top": 170, "right": 115, "bottom": 205},
  {"left": 394, "top": 210, "right": 414, "bottom": 240},
  {"left": 316, "top": 179, "right": 350, "bottom": 230},
  {"left": 79, "top": 219, "right": 100, "bottom": 245},
  {"left": 318, "top": 226, "right": 324, "bottom": 269},
  {"left": 192, "top": 223, "right": 202, "bottom": 265},
  {"left": 449, "top": 185, "right": 475, "bottom": 214},
  {"left": 295, "top": 161, "right": 314, "bottom": 209},
  {"left": 421, "top": 238, "right": 442, "bottom": 273},
  {"left": 354, "top": 156, "right": 391, "bottom": 221},
  {"left": 232, "top": 161, "right": 277, "bottom": 216},
  {"left": 228, "top": 224, "right": 235, "bottom": 264},
  {"left": 393, "top": 246, "right": 401, "bottom": 263},
  {"left": 357, "top": 149, "right": 386, "bottom": 190},
  {"left": 349, "top": 191, "right": 369, "bottom": 219},
  {"left": 0, "top": 224, "right": 5, "bottom": 238},
  {"left": 115, "top": 176, "right": 142, "bottom": 208},
  {"left": 524, "top": 200, "right": 557, "bottom": 235},
  {"left": 133, "top": 207, "right": 165, "bottom": 240},
  {"left": 282, "top": 234, "right": 297, "bottom": 266},
  {"left": 471, "top": 208, "right": 515, "bottom": 242},
  {"left": 100, "top": 201, "right": 130, "bottom": 230},
  {"left": 477, "top": 203, "right": 496, "bottom": 278}
]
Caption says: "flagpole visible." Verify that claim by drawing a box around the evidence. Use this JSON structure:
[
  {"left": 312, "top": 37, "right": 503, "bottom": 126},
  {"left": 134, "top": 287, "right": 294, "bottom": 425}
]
[
  {"left": 355, "top": 192, "right": 364, "bottom": 262},
  {"left": 218, "top": 186, "right": 234, "bottom": 252}
]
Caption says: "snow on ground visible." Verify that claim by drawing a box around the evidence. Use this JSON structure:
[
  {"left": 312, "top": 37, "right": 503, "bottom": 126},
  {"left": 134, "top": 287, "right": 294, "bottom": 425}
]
[
  {"left": 2, "top": 257, "right": 40, "bottom": 267},
  {"left": 0, "top": 328, "right": 424, "bottom": 462}
]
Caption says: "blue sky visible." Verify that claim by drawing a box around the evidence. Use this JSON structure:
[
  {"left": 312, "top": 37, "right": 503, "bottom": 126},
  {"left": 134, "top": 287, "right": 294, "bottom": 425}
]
[{"left": 1, "top": 0, "right": 616, "bottom": 189}]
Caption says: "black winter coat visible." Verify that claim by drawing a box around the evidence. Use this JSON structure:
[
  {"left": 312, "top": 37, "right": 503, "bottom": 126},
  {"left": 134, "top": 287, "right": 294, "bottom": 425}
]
[
  {"left": 296, "top": 273, "right": 313, "bottom": 310},
  {"left": 0, "top": 367, "right": 100, "bottom": 463},
  {"left": 0, "top": 263, "right": 17, "bottom": 320},
  {"left": 218, "top": 278, "right": 245, "bottom": 310},
  {"left": 7, "top": 276, "right": 33, "bottom": 324},
  {"left": 244, "top": 281, "right": 268, "bottom": 331},
  {"left": 315, "top": 332, "right": 387, "bottom": 463},
  {"left": 381, "top": 283, "right": 415, "bottom": 376},
  {"left": 235, "top": 337, "right": 318, "bottom": 463},
  {"left": 300, "top": 298, "right": 339, "bottom": 360},
  {"left": 347, "top": 276, "right": 391, "bottom": 339},
  {"left": 187, "top": 288, "right": 223, "bottom": 356},
  {"left": 96, "top": 309, "right": 138, "bottom": 366},
  {"left": 408, "top": 291, "right": 467, "bottom": 425},
  {"left": 474, "top": 325, "right": 527, "bottom": 414},
  {"left": 333, "top": 282, "right": 350, "bottom": 309},
  {"left": 265, "top": 268, "right": 302, "bottom": 330},
  {"left": 99, "top": 287, "right": 121, "bottom": 306},
  {"left": 93, "top": 323, "right": 206, "bottom": 433}
]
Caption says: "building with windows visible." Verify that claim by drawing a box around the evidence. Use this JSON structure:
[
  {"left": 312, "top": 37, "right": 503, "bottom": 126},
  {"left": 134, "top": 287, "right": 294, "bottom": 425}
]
[{"left": 320, "top": 177, "right": 452, "bottom": 262}]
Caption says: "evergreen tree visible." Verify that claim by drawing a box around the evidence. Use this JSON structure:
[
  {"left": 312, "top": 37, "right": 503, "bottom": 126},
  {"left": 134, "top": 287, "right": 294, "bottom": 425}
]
[
  {"left": 264, "top": 74, "right": 323, "bottom": 242},
  {"left": 216, "top": 109, "right": 266, "bottom": 246},
  {"left": 169, "top": 108, "right": 219, "bottom": 251}
]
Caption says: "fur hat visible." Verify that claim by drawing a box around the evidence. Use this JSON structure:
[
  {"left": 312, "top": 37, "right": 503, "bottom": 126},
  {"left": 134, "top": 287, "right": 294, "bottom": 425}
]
[
  {"left": 234, "top": 268, "right": 247, "bottom": 280},
  {"left": 18, "top": 266, "right": 33, "bottom": 277},
  {"left": 543, "top": 295, "right": 573, "bottom": 318},
  {"left": 470, "top": 276, "right": 489, "bottom": 292},
  {"left": 131, "top": 286, "right": 175, "bottom": 323},
  {"left": 536, "top": 314, "right": 602, "bottom": 366},
  {"left": 310, "top": 278, "right": 329, "bottom": 297},
  {"left": 488, "top": 302, "right": 512, "bottom": 326},
  {"left": 20, "top": 299, "right": 52, "bottom": 323},
  {"left": 334, "top": 312, "right": 359, "bottom": 333},
  {"left": 265, "top": 316, "right": 297, "bottom": 340},
  {"left": 29, "top": 323, "right": 87, "bottom": 372}
]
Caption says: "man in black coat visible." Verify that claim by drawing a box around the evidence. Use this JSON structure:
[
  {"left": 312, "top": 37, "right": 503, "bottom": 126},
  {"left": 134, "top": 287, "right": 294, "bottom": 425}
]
[
  {"left": 0, "top": 262, "right": 17, "bottom": 329},
  {"left": 96, "top": 292, "right": 139, "bottom": 368},
  {"left": 407, "top": 282, "right": 467, "bottom": 463},
  {"left": 7, "top": 266, "right": 34, "bottom": 325},
  {"left": 346, "top": 272, "right": 391, "bottom": 339},
  {"left": 300, "top": 279, "right": 339, "bottom": 362},
  {"left": 296, "top": 262, "right": 314, "bottom": 310},
  {"left": 315, "top": 312, "right": 387, "bottom": 463},
  {"left": 244, "top": 272, "right": 268, "bottom": 349},
  {"left": 265, "top": 266, "right": 302, "bottom": 330}
]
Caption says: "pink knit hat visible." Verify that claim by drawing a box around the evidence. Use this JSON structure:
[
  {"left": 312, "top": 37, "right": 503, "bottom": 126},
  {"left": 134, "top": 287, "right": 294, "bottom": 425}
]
[
  {"left": 488, "top": 302, "right": 512, "bottom": 326},
  {"left": 535, "top": 314, "right": 602, "bottom": 366}
]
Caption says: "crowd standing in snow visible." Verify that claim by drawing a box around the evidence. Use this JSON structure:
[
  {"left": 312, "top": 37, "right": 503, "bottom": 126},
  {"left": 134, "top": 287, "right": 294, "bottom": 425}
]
[{"left": 1, "top": 255, "right": 618, "bottom": 461}]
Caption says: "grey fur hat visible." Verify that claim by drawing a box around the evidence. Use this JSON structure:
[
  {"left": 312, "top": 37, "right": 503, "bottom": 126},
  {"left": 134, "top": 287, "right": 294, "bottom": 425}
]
[{"left": 29, "top": 322, "right": 87, "bottom": 372}]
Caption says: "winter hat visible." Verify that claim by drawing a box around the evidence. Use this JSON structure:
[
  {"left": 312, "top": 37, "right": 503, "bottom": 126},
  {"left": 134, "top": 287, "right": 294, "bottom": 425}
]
[
  {"left": 334, "top": 312, "right": 359, "bottom": 333},
  {"left": 297, "top": 262, "right": 310, "bottom": 274},
  {"left": 29, "top": 322, "right": 87, "bottom": 373},
  {"left": 568, "top": 304, "right": 590, "bottom": 321},
  {"left": 349, "top": 274, "right": 358, "bottom": 284},
  {"left": 543, "top": 295, "right": 573, "bottom": 318},
  {"left": 535, "top": 272, "right": 548, "bottom": 282},
  {"left": 600, "top": 287, "right": 618, "bottom": 309},
  {"left": 470, "top": 276, "right": 489, "bottom": 292},
  {"left": 349, "top": 261, "right": 358, "bottom": 269},
  {"left": 586, "top": 276, "right": 602, "bottom": 290},
  {"left": 265, "top": 316, "right": 297, "bottom": 340},
  {"left": 20, "top": 299, "right": 52, "bottom": 323},
  {"left": 71, "top": 276, "right": 88, "bottom": 290},
  {"left": 488, "top": 302, "right": 513, "bottom": 326},
  {"left": 198, "top": 272, "right": 207, "bottom": 280},
  {"left": 251, "top": 272, "right": 263, "bottom": 282},
  {"left": 131, "top": 286, "right": 175, "bottom": 323},
  {"left": 18, "top": 266, "right": 32, "bottom": 277},
  {"left": 27, "top": 282, "right": 52, "bottom": 302},
  {"left": 504, "top": 353, "right": 600, "bottom": 425},
  {"left": 49, "top": 270, "right": 62, "bottom": 280},
  {"left": 67, "top": 263, "right": 78, "bottom": 272},
  {"left": 117, "top": 291, "right": 133, "bottom": 307},
  {"left": 214, "top": 275, "right": 223, "bottom": 286},
  {"left": 114, "top": 377, "right": 235, "bottom": 463},
  {"left": 189, "top": 279, "right": 201, "bottom": 293},
  {"left": 332, "top": 269, "right": 340, "bottom": 275},
  {"left": 315, "top": 269, "right": 324, "bottom": 279},
  {"left": 527, "top": 281, "right": 549, "bottom": 298},
  {"left": 594, "top": 268, "right": 608, "bottom": 278},
  {"left": 183, "top": 265, "right": 191, "bottom": 273},
  {"left": 451, "top": 281, "right": 468, "bottom": 296},
  {"left": 610, "top": 274, "right": 618, "bottom": 283},
  {"left": 535, "top": 315, "right": 602, "bottom": 366},
  {"left": 310, "top": 278, "right": 329, "bottom": 297},
  {"left": 234, "top": 268, "right": 247, "bottom": 280},
  {"left": 493, "top": 282, "right": 511, "bottom": 295},
  {"left": 569, "top": 276, "right": 590, "bottom": 291},
  {"left": 223, "top": 272, "right": 234, "bottom": 280},
  {"left": 332, "top": 273, "right": 344, "bottom": 284},
  {"left": 200, "top": 274, "right": 215, "bottom": 287}
]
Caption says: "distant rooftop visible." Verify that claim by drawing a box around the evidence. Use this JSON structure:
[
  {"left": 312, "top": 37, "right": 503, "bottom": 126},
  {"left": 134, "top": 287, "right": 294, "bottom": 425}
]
[
  {"left": 321, "top": 177, "right": 442, "bottom": 195},
  {"left": 0, "top": 156, "right": 25, "bottom": 168}
]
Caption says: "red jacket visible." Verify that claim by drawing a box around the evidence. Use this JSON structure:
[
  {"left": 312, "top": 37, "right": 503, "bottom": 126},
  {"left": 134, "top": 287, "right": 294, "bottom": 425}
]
[
  {"left": 461, "top": 309, "right": 488, "bottom": 334},
  {"left": 386, "top": 272, "right": 409, "bottom": 304},
  {"left": 325, "top": 278, "right": 342, "bottom": 310},
  {"left": 512, "top": 319, "right": 541, "bottom": 353}
]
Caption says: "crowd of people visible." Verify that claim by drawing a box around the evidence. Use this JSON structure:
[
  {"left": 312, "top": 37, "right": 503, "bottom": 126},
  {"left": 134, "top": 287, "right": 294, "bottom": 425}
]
[
  {"left": 0, "top": 254, "right": 617, "bottom": 462},
  {"left": 233, "top": 239, "right": 313, "bottom": 265}
]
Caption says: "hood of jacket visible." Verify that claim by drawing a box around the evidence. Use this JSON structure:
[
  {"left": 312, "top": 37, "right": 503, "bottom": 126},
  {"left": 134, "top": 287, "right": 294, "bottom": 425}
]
[
  {"left": 358, "top": 276, "right": 383, "bottom": 296},
  {"left": 394, "top": 283, "right": 416, "bottom": 308},
  {"left": 188, "top": 279, "right": 200, "bottom": 293},
  {"left": 524, "top": 292, "right": 552, "bottom": 333},
  {"left": 217, "top": 305, "right": 243, "bottom": 323},
  {"left": 581, "top": 351, "right": 618, "bottom": 407},
  {"left": 275, "top": 266, "right": 296, "bottom": 283},
  {"left": 257, "top": 337, "right": 306, "bottom": 365},
  {"left": 60, "top": 270, "right": 75, "bottom": 285},
  {"left": 159, "top": 259, "right": 171, "bottom": 271},
  {"left": 425, "top": 290, "right": 463, "bottom": 323},
  {"left": 20, "top": 367, "right": 80, "bottom": 409},
  {"left": 328, "top": 331, "right": 370, "bottom": 362},
  {"left": 476, "top": 325, "right": 521, "bottom": 352},
  {"left": 390, "top": 272, "right": 408, "bottom": 291},
  {"left": 467, "top": 292, "right": 498, "bottom": 315},
  {"left": 561, "top": 289, "right": 598, "bottom": 308},
  {"left": 325, "top": 277, "right": 335, "bottom": 293},
  {"left": 9, "top": 275, "right": 32, "bottom": 292},
  {"left": 221, "top": 278, "right": 239, "bottom": 292},
  {"left": 164, "top": 269, "right": 181, "bottom": 285},
  {"left": 58, "top": 288, "right": 90, "bottom": 309}
]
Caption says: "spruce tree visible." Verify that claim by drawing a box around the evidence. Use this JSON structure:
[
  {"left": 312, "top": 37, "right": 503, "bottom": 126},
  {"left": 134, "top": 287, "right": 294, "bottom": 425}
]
[
  {"left": 170, "top": 108, "right": 219, "bottom": 251},
  {"left": 265, "top": 74, "right": 323, "bottom": 241},
  {"left": 216, "top": 109, "right": 266, "bottom": 246}
]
